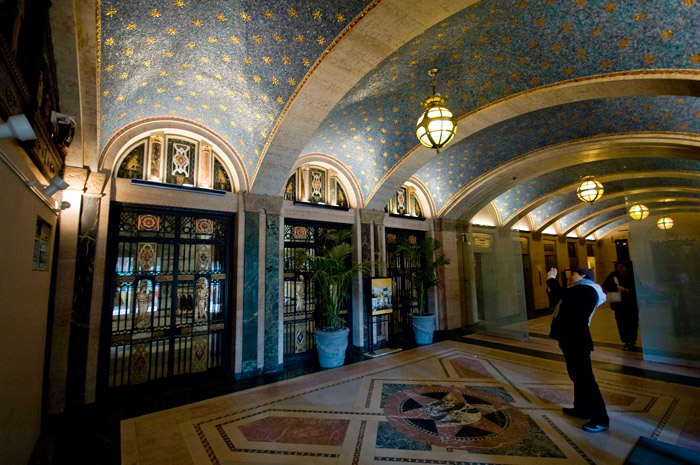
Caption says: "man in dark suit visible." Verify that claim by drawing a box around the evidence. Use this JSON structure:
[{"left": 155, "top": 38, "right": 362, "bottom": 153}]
[{"left": 547, "top": 267, "right": 609, "bottom": 433}]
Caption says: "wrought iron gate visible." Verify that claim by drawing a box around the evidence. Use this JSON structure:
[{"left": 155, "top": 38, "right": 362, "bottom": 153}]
[
  {"left": 282, "top": 220, "right": 350, "bottom": 358},
  {"left": 102, "top": 204, "right": 231, "bottom": 388},
  {"left": 385, "top": 229, "right": 424, "bottom": 344}
]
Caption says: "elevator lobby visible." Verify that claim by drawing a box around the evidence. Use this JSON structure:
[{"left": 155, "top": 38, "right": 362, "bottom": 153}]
[{"left": 1, "top": 1, "right": 700, "bottom": 464}]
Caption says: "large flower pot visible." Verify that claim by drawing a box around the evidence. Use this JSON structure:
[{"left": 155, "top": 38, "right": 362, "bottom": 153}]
[
  {"left": 314, "top": 327, "right": 350, "bottom": 368},
  {"left": 410, "top": 313, "right": 435, "bottom": 345}
]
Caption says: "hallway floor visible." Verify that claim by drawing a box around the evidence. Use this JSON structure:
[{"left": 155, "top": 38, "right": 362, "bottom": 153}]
[{"left": 119, "top": 307, "right": 700, "bottom": 464}]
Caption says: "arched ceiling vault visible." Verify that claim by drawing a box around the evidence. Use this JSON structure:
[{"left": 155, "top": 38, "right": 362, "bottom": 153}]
[
  {"left": 562, "top": 200, "right": 700, "bottom": 236},
  {"left": 90, "top": 0, "right": 700, "bottom": 228},
  {"left": 582, "top": 205, "right": 700, "bottom": 239},
  {"left": 441, "top": 136, "right": 700, "bottom": 222},
  {"left": 529, "top": 189, "right": 700, "bottom": 234}
]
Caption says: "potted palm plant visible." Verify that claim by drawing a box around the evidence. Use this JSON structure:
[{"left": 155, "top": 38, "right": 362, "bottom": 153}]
[
  {"left": 396, "top": 237, "right": 450, "bottom": 345},
  {"left": 307, "top": 229, "right": 372, "bottom": 368}
]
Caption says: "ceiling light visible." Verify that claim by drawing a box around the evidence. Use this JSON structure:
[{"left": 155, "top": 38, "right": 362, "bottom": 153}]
[
  {"left": 628, "top": 204, "right": 649, "bottom": 221},
  {"left": 576, "top": 176, "right": 604, "bottom": 203},
  {"left": 416, "top": 68, "right": 456, "bottom": 153},
  {"left": 657, "top": 216, "right": 674, "bottom": 230}
]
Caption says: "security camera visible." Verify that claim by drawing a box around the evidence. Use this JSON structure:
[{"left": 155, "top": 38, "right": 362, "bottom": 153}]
[
  {"left": 43, "top": 176, "right": 69, "bottom": 197},
  {"left": 0, "top": 114, "right": 36, "bottom": 141},
  {"left": 50, "top": 111, "right": 76, "bottom": 147}
]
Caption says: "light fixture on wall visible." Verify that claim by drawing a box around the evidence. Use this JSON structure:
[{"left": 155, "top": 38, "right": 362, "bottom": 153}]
[
  {"left": 576, "top": 176, "right": 604, "bottom": 203},
  {"left": 628, "top": 203, "right": 649, "bottom": 221},
  {"left": 415, "top": 68, "right": 456, "bottom": 153},
  {"left": 657, "top": 216, "right": 674, "bottom": 230},
  {"left": 53, "top": 201, "right": 71, "bottom": 213},
  {"left": 0, "top": 114, "right": 36, "bottom": 141}
]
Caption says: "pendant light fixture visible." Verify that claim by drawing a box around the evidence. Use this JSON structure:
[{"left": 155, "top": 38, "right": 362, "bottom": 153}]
[
  {"left": 657, "top": 216, "right": 674, "bottom": 230},
  {"left": 628, "top": 204, "right": 649, "bottom": 221},
  {"left": 415, "top": 68, "right": 457, "bottom": 153},
  {"left": 576, "top": 176, "right": 604, "bottom": 203}
]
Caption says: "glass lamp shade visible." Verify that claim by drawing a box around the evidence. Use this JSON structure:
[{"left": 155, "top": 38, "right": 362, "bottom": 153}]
[
  {"left": 657, "top": 216, "right": 674, "bottom": 230},
  {"left": 576, "top": 178, "right": 604, "bottom": 203},
  {"left": 628, "top": 204, "right": 649, "bottom": 221},
  {"left": 416, "top": 95, "right": 456, "bottom": 151}
]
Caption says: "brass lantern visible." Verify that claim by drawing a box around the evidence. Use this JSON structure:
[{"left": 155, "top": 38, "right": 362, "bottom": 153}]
[
  {"left": 576, "top": 176, "right": 604, "bottom": 203},
  {"left": 628, "top": 204, "right": 649, "bottom": 221},
  {"left": 416, "top": 68, "right": 456, "bottom": 153},
  {"left": 657, "top": 216, "right": 674, "bottom": 230}
]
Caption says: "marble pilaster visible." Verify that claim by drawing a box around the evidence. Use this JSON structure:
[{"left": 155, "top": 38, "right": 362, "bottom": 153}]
[
  {"left": 241, "top": 211, "right": 260, "bottom": 375},
  {"left": 65, "top": 194, "right": 100, "bottom": 408},
  {"left": 263, "top": 214, "right": 282, "bottom": 372}
]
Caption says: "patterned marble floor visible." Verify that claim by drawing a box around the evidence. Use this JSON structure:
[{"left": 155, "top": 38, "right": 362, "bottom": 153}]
[{"left": 121, "top": 331, "right": 700, "bottom": 465}]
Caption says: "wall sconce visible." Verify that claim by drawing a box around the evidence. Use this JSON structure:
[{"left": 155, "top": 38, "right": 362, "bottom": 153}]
[
  {"left": 416, "top": 68, "right": 457, "bottom": 153},
  {"left": 657, "top": 216, "right": 674, "bottom": 230},
  {"left": 576, "top": 176, "right": 604, "bottom": 203},
  {"left": 0, "top": 114, "right": 36, "bottom": 141},
  {"left": 628, "top": 204, "right": 649, "bottom": 221},
  {"left": 53, "top": 201, "right": 71, "bottom": 213}
]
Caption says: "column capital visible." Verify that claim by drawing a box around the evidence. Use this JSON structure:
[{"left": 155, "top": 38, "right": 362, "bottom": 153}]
[
  {"left": 359, "top": 208, "right": 385, "bottom": 225},
  {"left": 242, "top": 192, "right": 283, "bottom": 215}
]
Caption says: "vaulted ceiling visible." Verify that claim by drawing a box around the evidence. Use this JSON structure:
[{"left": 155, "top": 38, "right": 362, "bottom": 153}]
[{"left": 80, "top": 0, "right": 700, "bottom": 238}]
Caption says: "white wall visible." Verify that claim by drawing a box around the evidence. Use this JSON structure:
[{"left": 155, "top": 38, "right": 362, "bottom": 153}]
[{"left": 0, "top": 151, "right": 57, "bottom": 465}]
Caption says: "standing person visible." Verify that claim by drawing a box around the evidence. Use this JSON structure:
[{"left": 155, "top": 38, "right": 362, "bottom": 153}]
[
  {"left": 603, "top": 261, "right": 639, "bottom": 351},
  {"left": 547, "top": 268, "right": 609, "bottom": 433}
]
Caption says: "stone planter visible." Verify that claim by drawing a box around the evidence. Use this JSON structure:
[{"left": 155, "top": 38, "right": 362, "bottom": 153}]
[
  {"left": 314, "top": 327, "right": 350, "bottom": 368},
  {"left": 410, "top": 313, "right": 435, "bottom": 345}
]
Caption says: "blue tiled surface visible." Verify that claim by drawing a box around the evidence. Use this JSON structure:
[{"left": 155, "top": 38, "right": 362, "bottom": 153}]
[
  {"left": 305, "top": 1, "right": 700, "bottom": 201},
  {"left": 100, "top": 0, "right": 373, "bottom": 180},
  {"left": 101, "top": 0, "right": 700, "bottom": 207}
]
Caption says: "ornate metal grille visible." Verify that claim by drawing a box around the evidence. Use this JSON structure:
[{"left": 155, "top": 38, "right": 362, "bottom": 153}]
[
  {"left": 282, "top": 221, "right": 350, "bottom": 358},
  {"left": 385, "top": 229, "right": 424, "bottom": 344},
  {"left": 102, "top": 204, "right": 231, "bottom": 388}
]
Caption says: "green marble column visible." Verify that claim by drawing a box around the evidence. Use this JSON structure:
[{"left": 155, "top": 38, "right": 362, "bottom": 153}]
[
  {"left": 241, "top": 211, "right": 260, "bottom": 375},
  {"left": 263, "top": 214, "right": 281, "bottom": 372}
]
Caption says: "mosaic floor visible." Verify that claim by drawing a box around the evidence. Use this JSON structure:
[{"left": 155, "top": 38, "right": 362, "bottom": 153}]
[{"left": 121, "top": 320, "right": 700, "bottom": 465}]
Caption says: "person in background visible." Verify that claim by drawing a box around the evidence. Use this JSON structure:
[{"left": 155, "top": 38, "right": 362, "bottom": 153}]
[
  {"left": 603, "top": 261, "right": 639, "bottom": 351},
  {"left": 547, "top": 267, "right": 609, "bottom": 433}
]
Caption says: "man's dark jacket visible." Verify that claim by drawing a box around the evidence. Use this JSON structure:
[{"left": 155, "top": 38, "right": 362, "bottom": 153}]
[{"left": 547, "top": 278, "right": 598, "bottom": 352}]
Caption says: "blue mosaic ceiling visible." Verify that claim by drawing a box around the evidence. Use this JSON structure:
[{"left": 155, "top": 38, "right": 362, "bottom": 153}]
[
  {"left": 98, "top": 0, "right": 700, "bottom": 231},
  {"left": 100, "top": 0, "right": 374, "bottom": 171}
]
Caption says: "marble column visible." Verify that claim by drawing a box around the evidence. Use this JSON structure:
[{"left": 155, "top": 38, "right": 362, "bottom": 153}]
[
  {"left": 240, "top": 194, "right": 283, "bottom": 377},
  {"left": 65, "top": 171, "right": 103, "bottom": 408},
  {"left": 241, "top": 210, "right": 260, "bottom": 375}
]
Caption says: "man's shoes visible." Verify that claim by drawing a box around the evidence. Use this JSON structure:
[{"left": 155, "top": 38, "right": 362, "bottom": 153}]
[
  {"left": 623, "top": 343, "right": 631, "bottom": 351},
  {"left": 582, "top": 421, "right": 609, "bottom": 433},
  {"left": 562, "top": 407, "right": 589, "bottom": 419}
]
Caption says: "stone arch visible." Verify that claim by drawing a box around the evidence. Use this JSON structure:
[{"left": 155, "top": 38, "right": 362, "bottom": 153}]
[{"left": 365, "top": 74, "right": 700, "bottom": 213}]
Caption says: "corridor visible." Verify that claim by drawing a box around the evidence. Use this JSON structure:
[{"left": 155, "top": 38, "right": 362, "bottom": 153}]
[{"left": 120, "top": 307, "right": 700, "bottom": 464}]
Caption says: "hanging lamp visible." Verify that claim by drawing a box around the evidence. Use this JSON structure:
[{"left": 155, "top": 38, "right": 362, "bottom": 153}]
[
  {"left": 628, "top": 204, "right": 649, "bottom": 221},
  {"left": 415, "top": 68, "right": 456, "bottom": 153},
  {"left": 576, "top": 176, "right": 604, "bottom": 203},
  {"left": 657, "top": 216, "right": 674, "bottom": 230}
]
